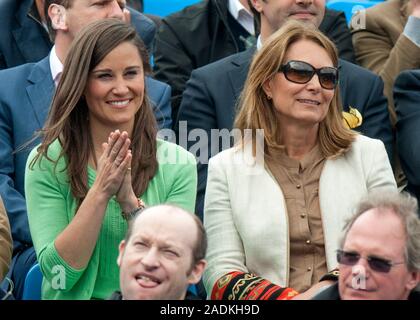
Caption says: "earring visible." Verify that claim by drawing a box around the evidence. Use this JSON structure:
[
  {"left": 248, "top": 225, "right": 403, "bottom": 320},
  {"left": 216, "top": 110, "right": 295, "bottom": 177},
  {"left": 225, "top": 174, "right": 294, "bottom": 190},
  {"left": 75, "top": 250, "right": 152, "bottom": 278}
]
[{"left": 267, "top": 94, "right": 272, "bottom": 100}]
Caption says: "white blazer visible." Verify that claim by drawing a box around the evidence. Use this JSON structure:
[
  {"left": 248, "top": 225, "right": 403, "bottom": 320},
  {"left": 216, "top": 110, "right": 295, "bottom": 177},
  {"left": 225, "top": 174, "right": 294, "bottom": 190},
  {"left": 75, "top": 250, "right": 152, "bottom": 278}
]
[{"left": 203, "top": 135, "right": 397, "bottom": 293}]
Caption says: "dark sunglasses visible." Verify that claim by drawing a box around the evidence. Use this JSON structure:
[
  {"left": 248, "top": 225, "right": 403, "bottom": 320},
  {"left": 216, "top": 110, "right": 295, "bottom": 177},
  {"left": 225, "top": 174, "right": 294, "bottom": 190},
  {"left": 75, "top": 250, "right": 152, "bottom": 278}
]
[
  {"left": 337, "top": 249, "right": 405, "bottom": 273},
  {"left": 278, "top": 60, "right": 339, "bottom": 90}
]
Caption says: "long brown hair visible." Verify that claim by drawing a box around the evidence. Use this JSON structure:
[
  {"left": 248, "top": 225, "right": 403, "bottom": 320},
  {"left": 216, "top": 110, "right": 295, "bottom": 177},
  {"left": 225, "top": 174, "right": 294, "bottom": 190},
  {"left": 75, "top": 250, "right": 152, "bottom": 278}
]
[
  {"left": 234, "top": 20, "right": 356, "bottom": 158},
  {"left": 30, "top": 19, "right": 157, "bottom": 206}
]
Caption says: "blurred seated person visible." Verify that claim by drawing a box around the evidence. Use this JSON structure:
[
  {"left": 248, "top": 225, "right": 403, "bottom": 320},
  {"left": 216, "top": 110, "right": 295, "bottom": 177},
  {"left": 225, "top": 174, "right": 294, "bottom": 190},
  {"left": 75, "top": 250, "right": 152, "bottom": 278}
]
[
  {"left": 110, "top": 205, "right": 207, "bottom": 300},
  {"left": 313, "top": 191, "right": 420, "bottom": 300},
  {"left": 351, "top": 0, "right": 420, "bottom": 126},
  {"left": 25, "top": 19, "right": 197, "bottom": 300},
  {"left": 203, "top": 21, "right": 397, "bottom": 300},
  {"left": 154, "top": 0, "right": 256, "bottom": 119},
  {"left": 0, "top": 0, "right": 157, "bottom": 69},
  {"left": 395, "top": 69, "right": 420, "bottom": 211}
]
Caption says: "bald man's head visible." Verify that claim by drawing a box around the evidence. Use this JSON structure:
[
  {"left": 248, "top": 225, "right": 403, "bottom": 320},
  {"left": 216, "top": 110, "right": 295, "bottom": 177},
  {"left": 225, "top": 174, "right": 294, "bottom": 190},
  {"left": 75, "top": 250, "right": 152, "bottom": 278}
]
[{"left": 117, "top": 205, "right": 207, "bottom": 300}]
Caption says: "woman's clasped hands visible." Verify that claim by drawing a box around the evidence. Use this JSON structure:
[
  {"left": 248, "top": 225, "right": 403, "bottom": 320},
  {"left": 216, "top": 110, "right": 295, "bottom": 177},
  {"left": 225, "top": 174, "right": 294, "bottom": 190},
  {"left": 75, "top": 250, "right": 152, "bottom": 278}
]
[{"left": 92, "top": 130, "right": 138, "bottom": 212}]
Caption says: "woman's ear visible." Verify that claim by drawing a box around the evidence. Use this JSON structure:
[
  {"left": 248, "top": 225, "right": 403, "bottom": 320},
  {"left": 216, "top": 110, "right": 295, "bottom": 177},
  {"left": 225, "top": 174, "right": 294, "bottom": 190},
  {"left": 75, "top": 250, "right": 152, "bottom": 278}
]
[
  {"left": 49, "top": 4, "right": 68, "bottom": 31},
  {"left": 262, "top": 78, "right": 273, "bottom": 100}
]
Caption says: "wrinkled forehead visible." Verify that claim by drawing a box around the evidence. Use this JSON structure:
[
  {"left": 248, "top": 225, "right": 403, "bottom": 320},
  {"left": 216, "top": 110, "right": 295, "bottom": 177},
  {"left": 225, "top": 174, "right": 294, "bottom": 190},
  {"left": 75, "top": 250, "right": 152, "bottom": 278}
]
[
  {"left": 131, "top": 211, "right": 197, "bottom": 248},
  {"left": 344, "top": 209, "right": 407, "bottom": 251}
]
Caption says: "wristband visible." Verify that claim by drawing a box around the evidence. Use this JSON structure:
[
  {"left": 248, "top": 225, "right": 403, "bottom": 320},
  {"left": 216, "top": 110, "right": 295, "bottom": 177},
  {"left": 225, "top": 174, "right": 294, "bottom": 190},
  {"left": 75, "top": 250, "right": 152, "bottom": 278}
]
[{"left": 121, "top": 198, "right": 145, "bottom": 220}]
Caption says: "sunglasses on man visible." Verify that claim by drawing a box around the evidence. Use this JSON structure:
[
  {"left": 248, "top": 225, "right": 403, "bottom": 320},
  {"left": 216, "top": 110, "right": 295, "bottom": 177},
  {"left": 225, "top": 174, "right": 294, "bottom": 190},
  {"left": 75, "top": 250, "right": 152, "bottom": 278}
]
[
  {"left": 337, "top": 249, "right": 405, "bottom": 273},
  {"left": 279, "top": 60, "right": 339, "bottom": 90}
]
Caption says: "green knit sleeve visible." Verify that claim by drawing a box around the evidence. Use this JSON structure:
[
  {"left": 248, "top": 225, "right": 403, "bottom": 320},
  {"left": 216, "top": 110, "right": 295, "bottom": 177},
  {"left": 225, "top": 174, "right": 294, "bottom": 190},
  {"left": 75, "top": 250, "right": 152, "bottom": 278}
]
[
  {"left": 25, "top": 143, "right": 86, "bottom": 292},
  {"left": 157, "top": 140, "right": 197, "bottom": 214}
]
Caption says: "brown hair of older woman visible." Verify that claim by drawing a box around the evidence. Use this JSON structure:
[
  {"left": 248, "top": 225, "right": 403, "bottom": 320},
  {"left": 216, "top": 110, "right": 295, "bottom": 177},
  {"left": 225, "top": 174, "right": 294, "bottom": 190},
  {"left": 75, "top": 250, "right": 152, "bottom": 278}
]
[
  {"left": 31, "top": 19, "right": 157, "bottom": 206},
  {"left": 234, "top": 20, "right": 356, "bottom": 158}
]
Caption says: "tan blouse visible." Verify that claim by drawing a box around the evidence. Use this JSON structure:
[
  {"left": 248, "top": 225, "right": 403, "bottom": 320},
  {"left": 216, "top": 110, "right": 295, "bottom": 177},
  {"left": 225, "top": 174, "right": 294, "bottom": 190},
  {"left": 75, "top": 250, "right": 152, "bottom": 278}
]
[{"left": 265, "top": 144, "right": 328, "bottom": 293}]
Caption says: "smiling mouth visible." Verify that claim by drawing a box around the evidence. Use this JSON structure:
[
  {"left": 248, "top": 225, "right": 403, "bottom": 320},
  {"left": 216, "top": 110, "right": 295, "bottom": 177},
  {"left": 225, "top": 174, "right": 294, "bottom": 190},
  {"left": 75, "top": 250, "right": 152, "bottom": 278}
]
[
  {"left": 107, "top": 99, "right": 131, "bottom": 107},
  {"left": 290, "top": 11, "right": 315, "bottom": 18},
  {"left": 297, "top": 98, "right": 320, "bottom": 105}
]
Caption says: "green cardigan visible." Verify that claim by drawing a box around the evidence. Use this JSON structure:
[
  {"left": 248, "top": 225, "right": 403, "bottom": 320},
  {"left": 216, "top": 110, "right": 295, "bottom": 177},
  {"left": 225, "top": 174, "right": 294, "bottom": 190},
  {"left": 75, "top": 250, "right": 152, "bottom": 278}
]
[{"left": 25, "top": 139, "right": 197, "bottom": 300}]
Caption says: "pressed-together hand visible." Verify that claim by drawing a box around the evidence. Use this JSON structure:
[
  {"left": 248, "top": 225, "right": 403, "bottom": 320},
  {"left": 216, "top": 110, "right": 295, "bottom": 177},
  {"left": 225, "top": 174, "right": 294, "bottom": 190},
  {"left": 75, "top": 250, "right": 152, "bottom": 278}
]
[
  {"left": 91, "top": 130, "right": 132, "bottom": 200},
  {"left": 116, "top": 147, "right": 139, "bottom": 213}
]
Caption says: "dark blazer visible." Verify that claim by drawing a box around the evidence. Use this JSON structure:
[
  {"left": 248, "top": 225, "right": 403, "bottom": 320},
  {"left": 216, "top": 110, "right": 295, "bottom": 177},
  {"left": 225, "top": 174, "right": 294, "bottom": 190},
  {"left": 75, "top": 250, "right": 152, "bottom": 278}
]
[
  {"left": 177, "top": 48, "right": 393, "bottom": 219},
  {"left": 0, "top": 0, "right": 157, "bottom": 69},
  {"left": 395, "top": 69, "right": 420, "bottom": 207},
  {"left": 0, "top": 56, "right": 171, "bottom": 253}
]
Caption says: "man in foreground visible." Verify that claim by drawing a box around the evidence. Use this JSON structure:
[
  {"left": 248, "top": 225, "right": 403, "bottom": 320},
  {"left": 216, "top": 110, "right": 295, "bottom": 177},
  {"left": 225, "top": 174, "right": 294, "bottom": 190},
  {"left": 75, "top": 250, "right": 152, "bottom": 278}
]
[{"left": 111, "top": 205, "right": 207, "bottom": 300}]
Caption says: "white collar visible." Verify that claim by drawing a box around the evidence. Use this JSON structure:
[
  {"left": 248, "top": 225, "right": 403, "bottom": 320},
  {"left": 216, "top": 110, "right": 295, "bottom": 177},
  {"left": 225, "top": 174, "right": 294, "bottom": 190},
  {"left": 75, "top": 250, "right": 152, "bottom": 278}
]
[
  {"left": 228, "top": 0, "right": 252, "bottom": 20},
  {"left": 49, "top": 46, "right": 63, "bottom": 87},
  {"left": 256, "top": 35, "right": 263, "bottom": 51}
]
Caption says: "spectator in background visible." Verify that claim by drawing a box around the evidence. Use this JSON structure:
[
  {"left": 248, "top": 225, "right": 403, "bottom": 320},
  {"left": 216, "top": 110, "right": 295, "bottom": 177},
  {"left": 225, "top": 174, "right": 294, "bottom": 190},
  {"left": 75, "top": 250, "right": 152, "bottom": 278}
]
[
  {"left": 395, "top": 69, "right": 420, "bottom": 211},
  {"left": 0, "top": 196, "right": 12, "bottom": 283},
  {"left": 25, "top": 20, "right": 197, "bottom": 300},
  {"left": 110, "top": 205, "right": 207, "bottom": 300},
  {"left": 154, "top": 0, "right": 256, "bottom": 121},
  {"left": 0, "top": 0, "right": 157, "bottom": 70},
  {"left": 203, "top": 21, "right": 396, "bottom": 300},
  {"left": 351, "top": 0, "right": 420, "bottom": 127},
  {"left": 313, "top": 191, "right": 420, "bottom": 300},
  {"left": 0, "top": 0, "right": 171, "bottom": 300},
  {"left": 351, "top": 0, "right": 420, "bottom": 187},
  {"left": 249, "top": 0, "right": 355, "bottom": 62},
  {"left": 176, "top": 0, "right": 392, "bottom": 220}
]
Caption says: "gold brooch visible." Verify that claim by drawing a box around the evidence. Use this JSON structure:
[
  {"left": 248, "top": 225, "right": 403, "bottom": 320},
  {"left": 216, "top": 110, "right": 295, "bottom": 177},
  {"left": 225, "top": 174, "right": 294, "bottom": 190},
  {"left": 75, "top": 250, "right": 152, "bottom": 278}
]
[{"left": 342, "top": 106, "right": 363, "bottom": 129}]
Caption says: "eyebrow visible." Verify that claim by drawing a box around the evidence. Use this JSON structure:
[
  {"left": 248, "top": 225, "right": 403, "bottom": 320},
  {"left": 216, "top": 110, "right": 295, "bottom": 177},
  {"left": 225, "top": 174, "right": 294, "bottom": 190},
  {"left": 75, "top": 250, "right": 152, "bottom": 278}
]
[
  {"left": 91, "top": 66, "right": 142, "bottom": 74},
  {"left": 131, "top": 236, "right": 182, "bottom": 251},
  {"left": 160, "top": 244, "right": 181, "bottom": 251}
]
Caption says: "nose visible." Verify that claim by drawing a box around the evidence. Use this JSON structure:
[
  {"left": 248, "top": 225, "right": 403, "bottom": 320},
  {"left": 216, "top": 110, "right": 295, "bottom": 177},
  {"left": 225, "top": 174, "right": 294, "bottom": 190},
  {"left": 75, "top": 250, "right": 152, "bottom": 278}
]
[
  {"left": 296, "top": 0, "right": 313, "bottom": 5},
  {"left": 305, "top": 74, "right": 322, "bottom": 92},
  {"left": 108, "top": 1, "right": 124, "bottom": 19},
  {"left": 351, "top": 257, "right": 371, "bottom": 279},
  {"left": 112, "top": 76, "right": 130, "bottom": 95},
  {"left": 141, "top": 248, "right": 160, "bottom": 269}
]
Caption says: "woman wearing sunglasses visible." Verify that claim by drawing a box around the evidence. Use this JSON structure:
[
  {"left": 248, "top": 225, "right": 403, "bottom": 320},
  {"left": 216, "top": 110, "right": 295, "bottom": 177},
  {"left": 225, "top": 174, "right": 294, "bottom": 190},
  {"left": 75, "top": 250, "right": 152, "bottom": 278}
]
[{"left": 202, "top": 21, "right": 397, "bottom": 300}]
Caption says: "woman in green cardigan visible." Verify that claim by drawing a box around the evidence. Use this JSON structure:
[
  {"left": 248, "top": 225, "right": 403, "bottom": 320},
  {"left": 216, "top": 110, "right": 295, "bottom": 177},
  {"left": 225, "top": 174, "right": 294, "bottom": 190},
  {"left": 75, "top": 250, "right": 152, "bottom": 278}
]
[{"left": 24, "top": 20, "right": 197, "bottom": 300}]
